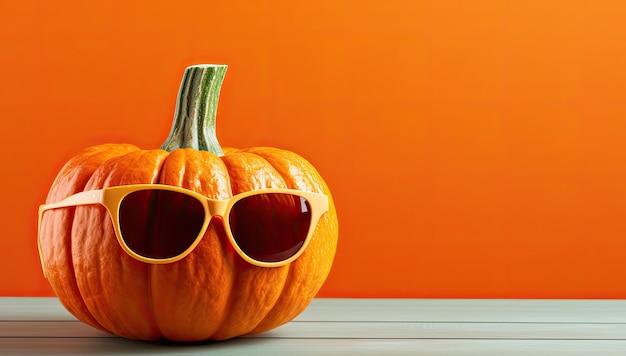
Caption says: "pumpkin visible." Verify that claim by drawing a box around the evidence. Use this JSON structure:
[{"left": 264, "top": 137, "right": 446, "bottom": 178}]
[{"left": 37, "top": 65, "right": 338, "bottom": 341}]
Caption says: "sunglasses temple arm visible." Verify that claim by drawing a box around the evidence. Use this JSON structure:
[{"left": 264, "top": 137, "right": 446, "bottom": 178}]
[
  {"left": 37, "top": 189, "right": 104, "bottom": 279},
  {"left": 40, "top": 190, "right": 104, "bottom": 212},
  {"left": 37, "top": 206, "right": 48, "bottom": 279}
]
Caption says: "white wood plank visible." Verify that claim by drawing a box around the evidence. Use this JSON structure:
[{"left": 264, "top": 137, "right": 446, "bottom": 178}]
[
  {"left": 5, "top": 298, "right": 626, "bottom": 323},
  {"left": 297, "top": 298, "right": 626, "bottom": 323},
  {"left": 2, "top": 338, "right": 626, "bottom": 356},
  {"left": 0, "top": 321, "right": 111, "bottom": 338},
  {"left": 0, "top": 298, "right": 73, "bottom": 321},
  {"left": 6, "top": 320, "right": 626, "bottom": 340},
  {"left": 262, "top": 321, "right": 626, "bottom": 340}
]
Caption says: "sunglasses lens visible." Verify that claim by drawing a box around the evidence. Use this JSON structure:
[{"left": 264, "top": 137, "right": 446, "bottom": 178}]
[
  {"left": 119, "top": 189, "right": 205, "bottom": 259},
  {"left": 229, "top": 193, "right": 312, "bottom": 263}
]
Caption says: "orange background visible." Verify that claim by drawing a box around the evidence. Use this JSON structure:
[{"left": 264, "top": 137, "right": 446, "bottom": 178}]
[{"left": 3, "top": 0, "right": 626, "bottom": 298}]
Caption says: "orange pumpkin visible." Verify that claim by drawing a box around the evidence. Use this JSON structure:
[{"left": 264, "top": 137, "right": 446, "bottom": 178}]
[{"left": 37, "top": 65, "right": 338, "bottom": 341}]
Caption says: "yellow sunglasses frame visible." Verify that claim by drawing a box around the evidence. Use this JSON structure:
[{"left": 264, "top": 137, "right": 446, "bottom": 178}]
[{"left": 38, "top": 184, "right": 329, "bottom": 268}]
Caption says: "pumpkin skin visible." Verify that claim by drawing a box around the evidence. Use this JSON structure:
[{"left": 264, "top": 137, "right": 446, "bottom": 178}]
[{"left": 38, "top": 66, "right": 338, "bottom": 341}]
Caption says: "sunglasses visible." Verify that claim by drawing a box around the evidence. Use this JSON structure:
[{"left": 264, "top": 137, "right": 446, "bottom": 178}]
[{"left": 38, "top": 184, "right": 329, "bottom": 267}]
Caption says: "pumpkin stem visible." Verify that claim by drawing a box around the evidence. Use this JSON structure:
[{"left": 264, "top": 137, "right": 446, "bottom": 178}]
[{"left": 161, "top": 64, "right": 228, "bottom": 155}]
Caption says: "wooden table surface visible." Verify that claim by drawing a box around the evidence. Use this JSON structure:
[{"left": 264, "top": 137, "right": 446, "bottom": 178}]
[{"left": 2, "top": 298, "right": 626, "bottom": 355}]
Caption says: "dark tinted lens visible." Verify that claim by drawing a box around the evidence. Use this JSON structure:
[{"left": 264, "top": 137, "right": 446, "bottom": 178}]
[
  {"left": 229, "top": 193, "right": 312, "bottom": 263},
  {"left": 119, "top": 189, "right": 205, "bottom": 259}
]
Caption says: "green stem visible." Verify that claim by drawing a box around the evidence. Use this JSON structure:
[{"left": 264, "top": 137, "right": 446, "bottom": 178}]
[{"left": 161, "top": 64, "right": 228, "bottom": 155}]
